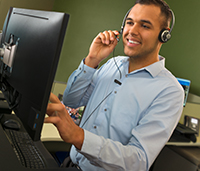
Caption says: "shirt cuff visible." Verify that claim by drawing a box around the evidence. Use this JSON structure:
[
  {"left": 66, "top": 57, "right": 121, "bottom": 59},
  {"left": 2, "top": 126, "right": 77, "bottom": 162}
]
[
  {"left": 75, "top": 59, "right": 97, "bottom": 80},
  {"left": 78, "top": 130, "right": 103, "bottom": 158}
]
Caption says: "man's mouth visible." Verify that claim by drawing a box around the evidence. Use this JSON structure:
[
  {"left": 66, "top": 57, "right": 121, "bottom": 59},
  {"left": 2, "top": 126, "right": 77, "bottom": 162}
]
[{"left": 127, "top": 39, "right": 140, "bottom": 45}]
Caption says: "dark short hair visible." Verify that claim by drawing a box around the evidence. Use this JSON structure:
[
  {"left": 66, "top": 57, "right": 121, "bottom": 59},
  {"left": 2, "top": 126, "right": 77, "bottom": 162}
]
[{"left": 134, "top": 0, "right": 172, "bottom": 28}]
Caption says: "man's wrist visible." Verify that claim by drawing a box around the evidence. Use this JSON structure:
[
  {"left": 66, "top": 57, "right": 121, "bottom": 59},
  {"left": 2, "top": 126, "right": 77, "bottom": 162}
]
[
  {"left": 84, "top": 56, "right": 99, "bottom": 69},
  {"left": 72, "top": 127, "right": 84, "bottom": 150}
]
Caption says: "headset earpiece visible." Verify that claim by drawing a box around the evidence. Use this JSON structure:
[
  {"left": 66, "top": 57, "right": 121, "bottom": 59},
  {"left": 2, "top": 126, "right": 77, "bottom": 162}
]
[
  {"left": 158, "top": 9, "right": 175, "bottom": 43},
  {"left": 158, "top": 28, "right": 171, "bottom": 43}
]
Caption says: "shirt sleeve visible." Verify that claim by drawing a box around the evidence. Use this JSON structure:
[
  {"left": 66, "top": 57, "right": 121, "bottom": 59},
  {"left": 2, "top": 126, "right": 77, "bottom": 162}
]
[
  {"left": 76, "top": 84, "right": 184, "bottom": 171},
  {"left": 63, "top": 59, "right": 97, "bottom": 108},
  {"left": 132, "top": 85, "right": 184, "bottom": 168},
  {"left": 78, "top": 130, "right": 147, "bottom": 171}
]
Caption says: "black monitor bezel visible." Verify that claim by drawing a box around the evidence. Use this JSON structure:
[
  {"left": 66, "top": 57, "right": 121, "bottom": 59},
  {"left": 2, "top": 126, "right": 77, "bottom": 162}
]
[{"left": 0, "top": 7, "right": 69, "bottom": 141}]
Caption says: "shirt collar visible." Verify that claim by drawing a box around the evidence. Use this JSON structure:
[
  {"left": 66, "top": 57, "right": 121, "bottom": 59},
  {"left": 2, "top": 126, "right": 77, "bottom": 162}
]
[
  {"left": 144, "top": 55, "right": 165, "bottom": 77},
  {"left": 122, "top": 55, "right": 165, "bottom": 78}
]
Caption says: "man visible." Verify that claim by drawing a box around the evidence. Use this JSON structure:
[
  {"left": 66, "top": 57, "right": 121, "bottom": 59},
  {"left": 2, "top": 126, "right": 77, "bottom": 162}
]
[{"left": 45, "top": 0, "right": 184, "bottom": 170}]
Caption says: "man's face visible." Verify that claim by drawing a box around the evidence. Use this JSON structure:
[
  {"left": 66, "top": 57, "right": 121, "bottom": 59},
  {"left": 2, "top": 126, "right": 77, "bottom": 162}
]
[{"left": 123, "top": 4, "right": 163, "bottom": 60}]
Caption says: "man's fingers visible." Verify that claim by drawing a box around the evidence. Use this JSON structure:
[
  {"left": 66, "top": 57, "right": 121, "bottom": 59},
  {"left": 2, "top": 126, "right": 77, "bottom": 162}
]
[
  {"left": 98, "top": 30, "right": 119, "bottom": 45},
  {"left": 44, "top": 115, "right": 60, "bottom": 125},
  {"left": 49, "top": 93, "right": 60, "bottom": 103}
]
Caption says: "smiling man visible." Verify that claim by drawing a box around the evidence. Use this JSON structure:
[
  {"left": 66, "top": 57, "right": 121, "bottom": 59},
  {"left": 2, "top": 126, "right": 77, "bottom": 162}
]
[
  {"left": 45, "top": 0, "right": 184, "bottom": 170},
  {"left": 123, "top": 3, "right": 168, "bottom": 72}
]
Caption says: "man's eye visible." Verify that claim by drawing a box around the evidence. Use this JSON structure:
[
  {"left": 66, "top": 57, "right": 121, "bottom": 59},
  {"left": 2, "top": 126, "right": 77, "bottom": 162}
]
[
  {"left": 142, "top": 24, "right": 149, "bottom": 29},
  {"left": 126, "top": 21, "right": 134, "bottom": 25}
]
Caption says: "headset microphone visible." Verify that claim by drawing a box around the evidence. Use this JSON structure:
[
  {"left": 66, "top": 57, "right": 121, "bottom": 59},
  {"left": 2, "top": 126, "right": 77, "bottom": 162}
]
[{"left": 114, "top": 79, "right": 122, "bottom": 85}]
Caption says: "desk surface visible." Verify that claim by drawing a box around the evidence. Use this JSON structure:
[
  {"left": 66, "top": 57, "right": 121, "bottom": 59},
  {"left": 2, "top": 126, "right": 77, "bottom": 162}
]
[
  {"left": 41, "top": 102, "right": 200, "bottom": 146},
  {"left": 41, "top": 123, "right": 63, "bottom": 142},
  {"left": 167, "top": 141, "right": 200, "bottom": 146},
  {"left": 41, "top": 122, "right": 200, "bottom": 147}
]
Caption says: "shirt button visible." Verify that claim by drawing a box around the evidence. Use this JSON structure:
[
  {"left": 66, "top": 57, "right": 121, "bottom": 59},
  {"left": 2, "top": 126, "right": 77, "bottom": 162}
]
[
  {"left": 125, "top": 74, "right": 128, "bottom": 77},
  {"left": 114, "top": 91, "right": 117, "bottom": 94},
  {"left": 84, "top": 70, "right": 86, "bottom": 73},
  {"left": 104, "top": 109, "right": 107, "bottom": 111},
  {"left": 94, "top": 126, "right": 97, "bottom": 129},
  {"left": 79, "top": 67, "right": 81, "bottom": 70}
]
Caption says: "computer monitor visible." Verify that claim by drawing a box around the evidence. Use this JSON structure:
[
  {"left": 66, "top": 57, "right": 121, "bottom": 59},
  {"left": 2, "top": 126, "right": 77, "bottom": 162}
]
[
  {"left": 176, "top": 78, "right": 191, "bottom": 107},
  {"left": 0, "top": 7, "right": 69, "bottom": 141}
]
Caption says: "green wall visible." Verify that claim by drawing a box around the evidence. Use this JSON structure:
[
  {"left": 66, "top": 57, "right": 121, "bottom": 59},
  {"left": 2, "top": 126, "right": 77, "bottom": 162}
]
[
  {"left": 0, "top": 0, "right": 55, "bottom": 29},
  {"left": 53, "top": 0, "right": 200, "bottom": 96},
  {"left": 160, "top": 1, "right": 200, "bottom": 96}
]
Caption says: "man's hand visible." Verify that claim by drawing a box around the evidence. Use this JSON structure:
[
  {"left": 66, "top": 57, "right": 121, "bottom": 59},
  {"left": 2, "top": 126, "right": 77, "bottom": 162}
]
[
  {"left": 44, "top": 93, "right": 84, "bottom": 150},
  {"left": 85, "top": 30, "right": 119, "bottom": 68}
]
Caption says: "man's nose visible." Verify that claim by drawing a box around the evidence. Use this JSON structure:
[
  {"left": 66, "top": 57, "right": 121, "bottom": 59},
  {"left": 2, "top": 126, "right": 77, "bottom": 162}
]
[{"left": 129, "top": 24, "right": 139, "bottom": 36}]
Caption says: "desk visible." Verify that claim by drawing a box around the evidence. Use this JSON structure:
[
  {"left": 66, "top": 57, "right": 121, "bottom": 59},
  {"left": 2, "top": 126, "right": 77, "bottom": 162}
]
[
  {"left": 0, "top": 116, "right": 77, "bottom": 171},
  {"left": 41, "top": 123, "right": 63, "bottom": 142},
  {"left": 151, "top": 145, "right": 200, "bottom": 171},
  {"left": 152, "top": 132, "right": 200, "bottom": 171}
]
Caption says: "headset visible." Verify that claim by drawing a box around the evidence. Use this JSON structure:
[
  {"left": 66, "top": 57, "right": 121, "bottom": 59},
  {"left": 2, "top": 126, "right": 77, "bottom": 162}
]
[{"left": 119, "top": 6, "right": 175, "bottom": 43}]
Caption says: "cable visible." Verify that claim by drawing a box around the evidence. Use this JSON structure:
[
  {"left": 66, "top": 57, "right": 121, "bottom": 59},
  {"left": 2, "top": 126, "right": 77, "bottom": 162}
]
[
  {"left": 113, "top": 56, "right": 122, "bottom": 79},
  {"left": 80, "top": 91, "right": 113, "bottom": 128},
  {"left": 112, "top": 42, "right": 122, "bottom": 79},
  {"left": 80, "top": 36, "right": 122, "bottom": 128}
]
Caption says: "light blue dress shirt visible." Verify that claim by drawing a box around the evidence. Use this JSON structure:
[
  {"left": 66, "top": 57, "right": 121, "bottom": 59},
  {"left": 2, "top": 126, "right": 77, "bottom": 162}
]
[{"left": 63, "top": 56, "right": 184, "bottom": 171}]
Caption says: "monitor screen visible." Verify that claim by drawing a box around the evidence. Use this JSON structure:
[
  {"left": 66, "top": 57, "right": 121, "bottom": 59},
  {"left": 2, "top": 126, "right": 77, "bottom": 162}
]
[
  {"left": 0, "top": 7, "right": 69, "bottom": 141},
  {"left": 176, "top": 78, "right": 191, "bottom": 107}
]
